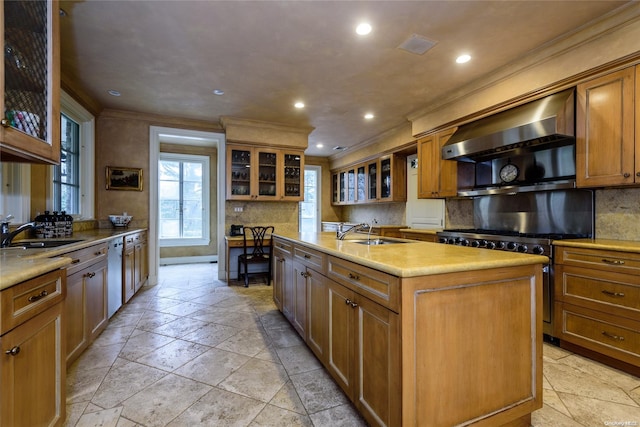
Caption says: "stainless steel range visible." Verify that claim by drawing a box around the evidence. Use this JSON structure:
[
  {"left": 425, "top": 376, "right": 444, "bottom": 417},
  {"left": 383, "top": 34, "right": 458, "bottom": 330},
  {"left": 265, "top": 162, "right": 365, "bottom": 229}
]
[{"left": 436, "top": 189, "right": 594, "bottom": 339}]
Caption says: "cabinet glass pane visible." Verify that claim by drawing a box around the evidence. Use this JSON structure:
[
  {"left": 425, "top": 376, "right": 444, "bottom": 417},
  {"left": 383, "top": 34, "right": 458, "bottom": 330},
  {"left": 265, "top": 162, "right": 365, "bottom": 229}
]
[
  {"left": 347, "top": 169, "right": 355, "bottom": 202},
  {"left": 284, "top": 153, "right": 301, "bottom": 197},
  {"left": 381, "top": 158, "right": 391, "bottom": 199},
  {"left": 368, "top": 162, "right": 377, "bottom": 200},
  {"left": 332, "top": 174, "right": 338, "bottom": 203},
  {"left": 357, "top": 166, "right": 366, "bottom": 201},
  {"left": 258, "top": 151, "right": 277, "bottom": 196},
  {"left": 4, "top": 1, "right": 49, "bottom": 140},
  {"left": 230, "top": 149, "right": 251, "bottom": 196},
  {"left": 339, "top": 171, "right": 346, "bottom": 202}
]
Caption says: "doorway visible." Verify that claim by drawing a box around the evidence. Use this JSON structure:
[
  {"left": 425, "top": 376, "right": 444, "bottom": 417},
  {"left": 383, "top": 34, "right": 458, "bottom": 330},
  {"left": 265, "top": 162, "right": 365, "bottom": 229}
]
[{"left": 299, "top": 165, "right": 321, "bottom": 233}]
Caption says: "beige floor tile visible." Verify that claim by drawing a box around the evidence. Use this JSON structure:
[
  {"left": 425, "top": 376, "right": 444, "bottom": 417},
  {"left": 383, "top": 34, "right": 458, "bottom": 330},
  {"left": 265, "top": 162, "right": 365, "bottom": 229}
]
[
  {"left": 155, "top": 300, "right": 214, "bottom": 316},
  {"left": 264, "top": 325, "right": 305, "bottom": 349},
  {"left": 559, "top": 354, "right": 640, "bottom": 393},
  {"left": 65, "top": 401, "right": 89, "bottom": 427},
  {"left": 559, "top": 392, "right": 640, "bottom": 427},
  {"left": 250, "top": 404, "right": 313, "bottom": 426},
  {"left": 216, "top": 328, "right": 271, "bottom": 357},
  {"left": 75, "top": 407, "right": 122, "bottom": 427},
  {"left": 134, "top": 338, "right": 211, "bottom": 371},
  {"left": 174, "top": 347, "right": 251, "bottom": 386},
  {"left": 72, "top": 342, "right": 124, "bottom": 372},
  {"left": 134, "top": 311, "right": 180, "bottom": 331},
  {"left": 542, "top": 388, "right": 573, "bottom": 418},
  {"left": 149, "top": 316, "right": 209, "bottom": 338},
  {"left": 308, "top": 403, "right": 367, "bottom": 426},
  {"left": 91, "top": 326, "right": 135, "bottom": 347},
  {"left": 531, "top": 404, "right": 584, "bottom": 427},
  {"left": 269, "top": 381, "right": 308, "bottom": 415},
  {"left": 180, "top": 321, "right": 241, "bottom": 346},
  {"left": 166, "top": 387, "right": 266, "bottom": 427},
  {"left": 275, "top": 344, "right": 323, "bottom": 376},
  {"left": 91, "top": 360, "right": 168, "bottom": 409},
  {"left": 218, "top": 358, "right": 290, "bottom": 402},
  {"left": 66, "top": 366, "right": 111, "bottom": 404},
  {"left": 289, "top": 368, "right": 350, "bottom": 414},
  {"left": 118, "top": 330, "right": 176, "bottom": 361},
  {"left": 190, "top": 306, "right": 261, "bottom": 328},
  {"left": 120, "top": 373, "right": 212, "bottom": 427}
]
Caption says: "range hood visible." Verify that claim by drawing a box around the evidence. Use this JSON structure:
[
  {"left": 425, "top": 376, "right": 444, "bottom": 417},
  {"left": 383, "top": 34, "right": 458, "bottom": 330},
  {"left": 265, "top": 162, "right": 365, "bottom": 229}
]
[{"left": 442, "top": 88, "right": 575, "bottom": 162}]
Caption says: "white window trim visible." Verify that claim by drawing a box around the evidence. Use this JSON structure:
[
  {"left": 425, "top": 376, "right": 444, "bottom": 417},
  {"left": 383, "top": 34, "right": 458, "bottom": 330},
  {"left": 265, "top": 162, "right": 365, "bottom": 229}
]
[
  {"left": 0, "top": 163, "right": 30, "bottom": 223},
  {"left": 53, "top": 91, "right": 95, "bottom": 219},
  {"left": 158, "top": 152, "right": 210, "bottom": 247}
]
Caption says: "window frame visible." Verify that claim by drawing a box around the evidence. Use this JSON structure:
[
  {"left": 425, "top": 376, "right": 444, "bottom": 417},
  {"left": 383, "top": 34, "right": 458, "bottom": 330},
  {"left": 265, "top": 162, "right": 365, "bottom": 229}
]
[{"left": 158, "top": 152, "right": 210, "bottom": 247}]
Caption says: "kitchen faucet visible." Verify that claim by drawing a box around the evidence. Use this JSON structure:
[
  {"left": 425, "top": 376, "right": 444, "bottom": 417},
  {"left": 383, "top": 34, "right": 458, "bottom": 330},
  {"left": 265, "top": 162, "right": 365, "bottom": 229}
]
[
  {"left": 1, "top": 220, "right": 39, "bottom": 248},
  {"left": 337, "top": 223, "right": 370, "bottom": 240}
]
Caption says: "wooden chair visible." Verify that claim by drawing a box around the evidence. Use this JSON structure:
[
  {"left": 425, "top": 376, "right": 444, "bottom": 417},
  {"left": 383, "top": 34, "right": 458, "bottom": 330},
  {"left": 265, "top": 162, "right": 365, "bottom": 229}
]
[{"left": 238, "top": 226, "right": 274, "bottom": 287}]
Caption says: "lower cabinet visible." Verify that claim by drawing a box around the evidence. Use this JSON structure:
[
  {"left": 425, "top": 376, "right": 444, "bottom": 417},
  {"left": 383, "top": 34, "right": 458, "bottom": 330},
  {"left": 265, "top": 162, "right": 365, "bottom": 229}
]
[
  {"left": 555, "top": 244, "right": 640, "bottom": 370},
  {"left": 124, "top": 231, "right": 148, "bottom": 303},
  {"left": 273, "top": 239, "right": 293, "bottom": 316},
  {"left": 0, "top": 269, "right": 66, "bottom": 427},
  {"left": 65, "top": 242, "right": 109, "bottom": 365}
]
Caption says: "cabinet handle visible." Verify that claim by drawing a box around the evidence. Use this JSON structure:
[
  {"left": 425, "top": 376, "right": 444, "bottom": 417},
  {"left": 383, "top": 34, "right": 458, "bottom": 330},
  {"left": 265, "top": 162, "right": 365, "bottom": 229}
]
[
  {"left": 86, "top": 272, "right": 96, "bottom": 278},
  {"left": 303, "top": 254, "right": 311, "bottom": 259},
  {"left": 95, "top": 251, "right": 102, "bottom": 256},
  {"left": 71, "top": 259, "right": 80, "bottom": 264},
  {"left": 602, "top": 331, "right": 625, "bottom": 341},
  {"left": 624, "top": 172, "right": 631, "bottom": 178},
  {"left": 278, "top": 258, "right": 285, "bottom": 263},
  {"left": 350, "top": 301, "right": 358, "bottom": 308},
  {"left": 601, "top": 258, "right": 625, "bottom": 265},
  {"left": 5, "top": 346, "right": 20, "bottom": 356},
  {"left": 27, "top": 290, "right": 48, "bottom": 302},
  {"left": 300, "top": 271, "right": 309, "bottom": 278},
  {"left": 601, "top": 290, "right": 625, "bottom": 298},
  {"left": 345, "top": 298, "right": 352, "bottom": 305},
  {"left": 348, "top": 273, "right": 360, "bottom": 280},
  {"left": 1, "top": 118, "right": 9, "bottom": 128}
]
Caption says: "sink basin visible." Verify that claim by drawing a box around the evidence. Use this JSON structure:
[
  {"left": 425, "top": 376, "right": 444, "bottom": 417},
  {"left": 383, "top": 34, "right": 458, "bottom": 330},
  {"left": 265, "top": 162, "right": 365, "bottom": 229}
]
[
  {"left": 9, "top": 239, "right": 84, "bottom": 249},
  {"left": 349, "top": 238, "right": 410, "bottom": 245}
]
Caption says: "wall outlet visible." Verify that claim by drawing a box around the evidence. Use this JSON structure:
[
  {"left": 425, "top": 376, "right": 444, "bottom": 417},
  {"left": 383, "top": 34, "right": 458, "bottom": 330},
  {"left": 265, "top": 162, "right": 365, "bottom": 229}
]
[{"left": 234, "top": 207, "right": 243, "bottom": 212}]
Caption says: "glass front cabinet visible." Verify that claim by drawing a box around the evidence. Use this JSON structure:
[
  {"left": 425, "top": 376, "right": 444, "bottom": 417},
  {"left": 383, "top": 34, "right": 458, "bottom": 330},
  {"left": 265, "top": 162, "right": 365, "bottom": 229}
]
[
  {"left": 332, "top": 154, "right": 406, "bottom": 205},
  {"left": 1, "top": 0, "right": 61, "bottom": 164},
  {"left": 226, "top": 145, "right": 304, "bottom": 201}
]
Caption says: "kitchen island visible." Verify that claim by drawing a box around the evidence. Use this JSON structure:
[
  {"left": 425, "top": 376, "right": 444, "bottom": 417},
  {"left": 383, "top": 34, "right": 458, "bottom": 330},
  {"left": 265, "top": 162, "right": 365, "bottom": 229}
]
[{"left": 272, "top": 231, "right": 548, "bottom": 427}]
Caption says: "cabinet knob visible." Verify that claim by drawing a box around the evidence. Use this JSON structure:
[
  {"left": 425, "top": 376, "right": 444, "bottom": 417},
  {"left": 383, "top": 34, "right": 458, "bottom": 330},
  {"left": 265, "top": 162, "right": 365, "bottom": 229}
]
[
  {"left": 5, "top": 346, "right": 20, "bottom": 356},
  {"left": 1, "top": 118, "right": 10, "bottom": 128},
  {"left": 348, "top": 272, "right": 359, "bottom": 280},
  {"left": 637, "top": 172, "right": 640, "bottom": 177},
  {"left": 87, "top": 272, "right": 96, "bottom": 278},
  {"left": 623, "top": 172, "right": 631, "bottom": 178}
]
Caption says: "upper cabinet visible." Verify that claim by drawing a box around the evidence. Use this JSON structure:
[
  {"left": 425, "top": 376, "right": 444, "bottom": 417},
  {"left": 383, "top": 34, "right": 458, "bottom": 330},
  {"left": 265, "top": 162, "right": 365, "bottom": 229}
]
[
  {"left": 332, "top": 153, "right": 406, "bottom": 205},
  {"left": 226, "top": 144, "right": 304, "bottom": 201},
  {"left": 1, "top": 0, "right": 60, "bottom": 164},
  {"left": 417, "top": 128, "right": 457, "bottom": 198},
  {"left": 576, "top": 66, "right": 637, "bottom": 187}
]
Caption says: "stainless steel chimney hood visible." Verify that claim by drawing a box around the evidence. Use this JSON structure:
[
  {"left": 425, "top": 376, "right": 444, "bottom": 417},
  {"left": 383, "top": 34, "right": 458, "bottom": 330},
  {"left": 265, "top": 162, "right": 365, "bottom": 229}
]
[{"left": 442, "top": 88, "right": 575, "bottom": 162}]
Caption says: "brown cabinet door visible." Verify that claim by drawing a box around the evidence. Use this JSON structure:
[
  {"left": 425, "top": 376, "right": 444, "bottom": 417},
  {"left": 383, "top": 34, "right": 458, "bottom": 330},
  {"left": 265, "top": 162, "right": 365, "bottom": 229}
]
[
  {"left": 272, "top": 249, "right": 285, "bottom": 311},
  {"left": 65, "top": 269, "right": 87, "bottom": 363},
  {"left": 1, "top": 303, "right": 65, "bottom": 427},
  {"left": 576, "top": 67, "right": 636, "bottom": 187},
  {"left": 86, "top": 261, "right": 108, "bottom": 341},
  {"left": 326, "top": 279, "right": 355, "bottom": 398},
  {"left": 306, "top": 268, "right": 327, "bottom": 363},
  {"left": 291, "top": 259, "right": 307, "bottom": 339},
  {"left": 123, "top": 248, "right": 135, "bottom": 303},
  {"left": 436, "top": 128, "right": 458, "bottom": 197},
  {"left": 417, "top": 134, "right": 437, "bottom": 198}
]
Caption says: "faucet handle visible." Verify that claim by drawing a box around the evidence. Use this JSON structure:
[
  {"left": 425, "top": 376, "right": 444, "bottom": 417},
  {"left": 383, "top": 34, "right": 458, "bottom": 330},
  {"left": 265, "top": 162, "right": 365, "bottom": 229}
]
[{"left": 1, "top": 214, "right": 14, "bottom": 223}]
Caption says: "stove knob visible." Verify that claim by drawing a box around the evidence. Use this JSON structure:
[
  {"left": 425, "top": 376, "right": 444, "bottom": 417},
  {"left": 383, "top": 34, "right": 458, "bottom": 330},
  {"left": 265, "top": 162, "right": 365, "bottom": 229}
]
[
  {"left": 517, "top": 245, "right": 528, "bottom": 253},
  {"left": 459, "top": 238, "right": 469, "bottom": 246},
  {"left": 438, "top": 237, "right": 447, "bottom": 244},
  {"left": 486, "top": 241, "right": 496, "bottom": 249},
  {"left": 532, "top": 246, "right": 545, "bottom": 255},
  {"left": 495, "top": 241, "right": 505, "bottom": 249},
  {"left": 471, "top": 240, "right": 480, "bottom": 248},
  {"left": 448, "top": 238, "right": 456, "bottom": 244},
  {"left": 506, "top": 242, "right": 517, "bottom": 251},
  {"left": 479, "top": 240, "right": 488, "bottom": 248}
]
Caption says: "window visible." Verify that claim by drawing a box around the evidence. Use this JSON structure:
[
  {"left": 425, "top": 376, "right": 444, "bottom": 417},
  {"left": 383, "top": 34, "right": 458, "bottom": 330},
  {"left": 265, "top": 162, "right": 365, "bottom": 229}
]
[
  {"left": 53, "top": 113, "right": 80, "bottom": 214},
  {"left": 299, "top": 165, "right": 321, "bottom": 233},
  {"left": 159, "top": 153, "right": 210, "bottom": 246}
]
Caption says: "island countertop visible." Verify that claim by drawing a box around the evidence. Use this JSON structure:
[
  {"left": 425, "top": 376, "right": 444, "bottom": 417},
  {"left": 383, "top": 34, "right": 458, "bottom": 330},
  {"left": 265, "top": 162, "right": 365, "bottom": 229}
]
[{"left": 273, "top": 231, "right": 548, "bottom": 278}]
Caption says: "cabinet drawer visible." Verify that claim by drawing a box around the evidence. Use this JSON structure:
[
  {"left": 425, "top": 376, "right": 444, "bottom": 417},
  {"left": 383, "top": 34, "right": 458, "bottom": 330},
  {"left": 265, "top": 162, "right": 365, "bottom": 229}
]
[
  {"left": 556, "top": 265, "right": 640, "bottom": 319},
  {"left": 0, "top": 269, "right": 65, "bottom": 335},
  {"left": 556, "top": 246, "right": 640, "bottom": 274},
  {"left": 327, "top": 256, "right": 399, "bottom": 312},
  {"left": 293, "top": 245, "right": 324, "bottom": 270},
  {"left": 124, "top": 232, "right": 145, "bottom": 250},
  {"left": 556, "top": 302, "right": 640, "bottom": 366},
  {"left": 273, "top": 238, "right": 293, "bottom": 257},
  {"left": 64, "top": 242, "right": 108, "bottom": 276}
]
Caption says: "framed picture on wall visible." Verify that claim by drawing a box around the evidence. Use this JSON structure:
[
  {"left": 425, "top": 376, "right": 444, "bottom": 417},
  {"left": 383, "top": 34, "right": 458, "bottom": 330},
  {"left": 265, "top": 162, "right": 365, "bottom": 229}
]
[{"left": 106, "top": 166, "right": 143, "bottom": 191}]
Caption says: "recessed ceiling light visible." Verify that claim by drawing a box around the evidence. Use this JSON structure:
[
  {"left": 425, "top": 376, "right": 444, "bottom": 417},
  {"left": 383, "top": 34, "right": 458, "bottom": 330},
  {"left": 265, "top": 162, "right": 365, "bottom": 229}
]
[
  {"left": 107, "top": 89, "right": 121, "bottom": 97},
  {"left": 456, "top": 54, "right": 471, "bottom": 64},
  {"left": 356, "top": 22, "right": 372, "bottom": 35},
  {"left": 294, "top": 101, "right": 305, "bottom": 109},
  {"left": 316, "top": 143, "right": 324, "bottom": 148},
  {"left": 364, "top": 113, "right": 374, "bottom": 120},
  {"left": 212, "top": 89, "right": 224, "bottom": 95}
]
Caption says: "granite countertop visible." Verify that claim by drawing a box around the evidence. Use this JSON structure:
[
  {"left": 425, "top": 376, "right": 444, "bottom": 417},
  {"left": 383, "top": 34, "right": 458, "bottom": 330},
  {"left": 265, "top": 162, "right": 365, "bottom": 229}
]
[
  {"left": 0, "top": 227, "right": 147, "bottom": 290},
  {"left": 273, "top": 231, "right": 548, "bottom": 278},
  {"left": 553, "top": 238, "right": 640, "bottom": 253}
]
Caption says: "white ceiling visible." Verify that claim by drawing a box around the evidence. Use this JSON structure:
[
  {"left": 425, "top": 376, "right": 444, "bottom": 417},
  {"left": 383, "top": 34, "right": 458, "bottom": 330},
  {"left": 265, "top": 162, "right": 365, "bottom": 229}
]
[{"left": 59, "top": 0, "right": 631, "bottom": 157}]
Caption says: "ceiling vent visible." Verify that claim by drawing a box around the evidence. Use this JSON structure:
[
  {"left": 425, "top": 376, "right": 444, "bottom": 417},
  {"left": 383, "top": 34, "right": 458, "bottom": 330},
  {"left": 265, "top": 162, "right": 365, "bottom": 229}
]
[
  {"left": 333, "top": 146, "right": 346, "bottom": 151},
  {"left": 397, "top": 34, "right": 437, "bottom": 55}
]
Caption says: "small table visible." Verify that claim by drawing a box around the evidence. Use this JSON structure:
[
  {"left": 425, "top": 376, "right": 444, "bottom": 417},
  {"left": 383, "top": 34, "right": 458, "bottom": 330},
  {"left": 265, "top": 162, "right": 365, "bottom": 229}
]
[{"left": 224, "top": 235, "right": 272, "bottom": 283}]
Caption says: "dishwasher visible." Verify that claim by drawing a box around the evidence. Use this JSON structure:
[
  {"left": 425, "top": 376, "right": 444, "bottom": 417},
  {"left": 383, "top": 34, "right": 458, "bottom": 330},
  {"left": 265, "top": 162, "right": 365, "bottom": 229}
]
[{"left": 107, "top": 237, "right": 124, "bottom": 318}]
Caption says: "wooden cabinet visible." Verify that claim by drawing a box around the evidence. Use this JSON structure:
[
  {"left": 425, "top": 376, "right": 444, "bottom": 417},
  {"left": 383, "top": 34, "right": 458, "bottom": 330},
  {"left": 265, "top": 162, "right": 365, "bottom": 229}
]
[
  {"left": 272, "top": 239, "right": 292, "bottom": 312},
  {"left": 332, "top": 154, "right": 406, "bottom": 205},
  {"left": 326, "top": 278, "right": 401, "bottom": 427},
  {"left": 576, "top": 66, "right": 638, "bottom": 187},
  {"left": 226, "top": 145, "right": 304, "bottom": 201},
  {"left": 555, "top": 244, "right": 640, "bottom": 370},
  {"left": 1, "top": 269, "right": 66, "bottom": 427},
  {"left": 1, "top": 0, "right": 61, "bottom": 164},
  {"left": 64, "top": 242, "right": 109, "bottom": 365},
  {"left": 124, "top": 231, "right": 148, "bottom": 303},
  {"left": 400, "top": 230, "right": 438, "bottom": 242},
  {"left": 417, "top": 128, "right": 458, "bottom": 198}
]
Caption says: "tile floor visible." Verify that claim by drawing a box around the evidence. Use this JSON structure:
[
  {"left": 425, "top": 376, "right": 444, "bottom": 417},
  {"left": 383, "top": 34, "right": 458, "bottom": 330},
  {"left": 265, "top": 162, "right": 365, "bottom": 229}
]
[{"left": 64, "top": 263, "right": 640, "bottom": 427}]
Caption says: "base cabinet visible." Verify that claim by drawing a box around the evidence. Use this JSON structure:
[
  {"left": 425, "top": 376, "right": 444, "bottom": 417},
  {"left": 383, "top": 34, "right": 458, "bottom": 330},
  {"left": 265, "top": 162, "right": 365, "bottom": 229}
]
[
  {"left": 64, "top": 242, "right": 109, "bottom": 365},
  {"left": 124, "top": 231, "right": 148, "bottom": 304},
  {"left": 0, "top": 269, "right": 66, "bottom": 427}
]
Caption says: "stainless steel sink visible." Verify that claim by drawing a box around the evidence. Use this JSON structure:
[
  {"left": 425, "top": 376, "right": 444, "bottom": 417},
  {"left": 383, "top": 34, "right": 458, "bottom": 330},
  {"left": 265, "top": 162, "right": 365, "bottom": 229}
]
[
  {"left": 349, "top": 238, "right": 410, "bottom": 245},
  {"left": 9, "top": 239, "right": 84, "bottom": 249}
]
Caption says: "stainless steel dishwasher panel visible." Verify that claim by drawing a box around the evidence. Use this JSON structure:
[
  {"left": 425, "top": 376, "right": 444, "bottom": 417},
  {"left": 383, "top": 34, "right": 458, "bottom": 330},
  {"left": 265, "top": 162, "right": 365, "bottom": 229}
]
[{"left": 107, "top": 237, "right": 124, "bottom": 318}]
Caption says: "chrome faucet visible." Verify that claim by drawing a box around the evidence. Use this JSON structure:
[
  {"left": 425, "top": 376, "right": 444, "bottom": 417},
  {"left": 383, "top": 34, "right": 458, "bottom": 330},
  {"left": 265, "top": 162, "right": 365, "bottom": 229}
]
[
  {"left": 337, "top": 223, "right": 370, "bottom": 240},
  {"left": 1, "top": 221, "right": 39, "bottom": 248}
]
